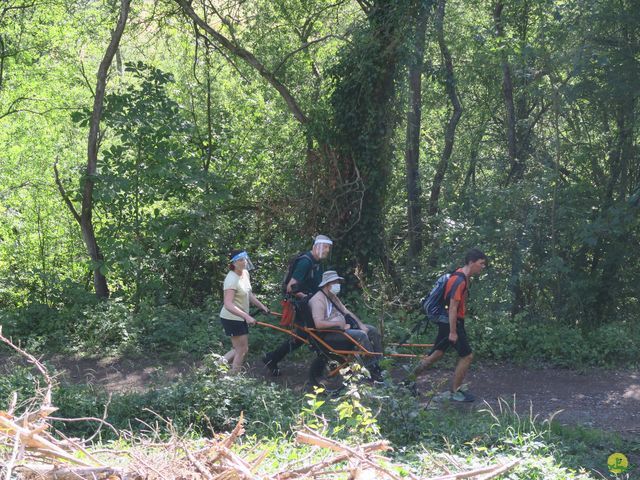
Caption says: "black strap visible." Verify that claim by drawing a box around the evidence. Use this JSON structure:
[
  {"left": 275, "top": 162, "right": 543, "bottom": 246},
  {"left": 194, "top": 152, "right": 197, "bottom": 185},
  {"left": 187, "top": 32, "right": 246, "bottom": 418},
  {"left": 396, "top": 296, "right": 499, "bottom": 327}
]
[
  {"left": 294, "top": 252, "right": 314, "bottom": 280},
  {"left": 286, "top": 252, "right": 315, "bottom": 297},
  {"left": 444, "top": 271, "right": 467, "bottom": 306},
  {"left": 321, "top": 290, "right": 347, "bottom": 316},
  {"left": 321, "top": 290, "right": 360, "bottom": 330}
]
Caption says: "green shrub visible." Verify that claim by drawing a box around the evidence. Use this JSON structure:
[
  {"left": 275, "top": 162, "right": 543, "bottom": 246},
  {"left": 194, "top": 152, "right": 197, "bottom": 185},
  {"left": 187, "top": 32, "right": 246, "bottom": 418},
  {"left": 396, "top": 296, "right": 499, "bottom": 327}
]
[
  {"left": 469, "top": 314, "right": 639, "bottom": 368},
  {"left": 70, "top": 300, "right": 134, "bottom": 354},
  {"left": 586, "top": 322, "right": 640, "bottom": 366},
  {"left": 133, "top": 303, "right": 222, "bottom": 354},
  {"left": 52, "top": 355, "right": 300, "bottom": 439},
  {"left": 0, "top": 364, "right": 40, "bottom": 411}
]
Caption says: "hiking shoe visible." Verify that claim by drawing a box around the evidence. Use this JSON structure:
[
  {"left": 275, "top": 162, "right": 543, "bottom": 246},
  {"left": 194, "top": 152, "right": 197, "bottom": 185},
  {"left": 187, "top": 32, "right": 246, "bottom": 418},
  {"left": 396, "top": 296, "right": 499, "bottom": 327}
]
[
  {"left": 262, "top": 353, "right": 280, "bottom": 377},
  {"left": 433, "top": 391, "right": 453, "bottom": 402},
  {"left": 450, "top": 389, "right": 475, "bottom": 402}
]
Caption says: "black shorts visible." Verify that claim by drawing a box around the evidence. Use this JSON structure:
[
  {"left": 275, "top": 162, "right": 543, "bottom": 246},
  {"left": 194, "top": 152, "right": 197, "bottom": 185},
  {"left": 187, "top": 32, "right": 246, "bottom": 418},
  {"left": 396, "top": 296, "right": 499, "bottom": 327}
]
[
  {"left": 431, "top": 320, "right": 472, "bottom": 357},
  {"left": 220, "top": 317, "right": 249, "bottom": 337}
]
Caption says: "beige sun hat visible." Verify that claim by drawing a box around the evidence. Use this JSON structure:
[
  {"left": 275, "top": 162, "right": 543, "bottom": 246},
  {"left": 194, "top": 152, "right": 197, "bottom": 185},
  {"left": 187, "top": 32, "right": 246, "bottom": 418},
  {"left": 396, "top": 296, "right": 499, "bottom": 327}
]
[{"left": 318, "top": 270, "right": 344, "bottom": 288}]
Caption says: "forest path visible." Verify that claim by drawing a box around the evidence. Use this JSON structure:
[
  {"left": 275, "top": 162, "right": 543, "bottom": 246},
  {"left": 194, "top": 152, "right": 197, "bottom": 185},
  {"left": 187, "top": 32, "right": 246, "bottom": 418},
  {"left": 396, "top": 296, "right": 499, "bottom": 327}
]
[{"left": 33, "top": 353, "right": 640, "bottom": 437}]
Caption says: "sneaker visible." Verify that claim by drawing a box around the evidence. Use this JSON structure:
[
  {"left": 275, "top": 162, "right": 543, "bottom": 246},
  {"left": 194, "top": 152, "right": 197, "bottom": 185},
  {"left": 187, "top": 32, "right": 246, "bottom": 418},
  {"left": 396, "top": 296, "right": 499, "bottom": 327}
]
[
  {"left": 450, "top": 389, "right": 475, "bottom": 402},
  {"left": 262, "top": 353, "right": 280, "bottom": 377},
  {"left": 433, "top": 391, "right": 453, "bottom": 401}
]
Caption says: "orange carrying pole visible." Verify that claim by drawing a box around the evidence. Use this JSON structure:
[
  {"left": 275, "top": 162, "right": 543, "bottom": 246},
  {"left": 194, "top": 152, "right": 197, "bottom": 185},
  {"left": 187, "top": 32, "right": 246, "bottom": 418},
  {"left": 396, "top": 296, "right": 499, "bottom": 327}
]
[{"left": 255, "top": 314, "right": 432, "bottom": 358}]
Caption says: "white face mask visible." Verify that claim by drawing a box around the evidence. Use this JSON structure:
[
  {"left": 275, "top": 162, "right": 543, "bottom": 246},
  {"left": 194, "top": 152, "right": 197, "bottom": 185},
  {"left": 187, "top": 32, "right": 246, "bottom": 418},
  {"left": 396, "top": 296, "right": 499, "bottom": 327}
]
[{"left": 329, "top": 283, "right": 341, "bottom": 295}]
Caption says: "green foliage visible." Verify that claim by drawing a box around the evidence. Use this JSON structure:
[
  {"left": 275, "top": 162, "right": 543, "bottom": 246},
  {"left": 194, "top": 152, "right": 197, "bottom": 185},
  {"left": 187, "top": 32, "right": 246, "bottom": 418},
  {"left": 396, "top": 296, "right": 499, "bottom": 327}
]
[
  {"left": 2, "top": 357, "right": 636, "bottom": 478},
  {"left": 301, "top": 374, "right": 380, "bottom": 442},
  {"left": 1, "top": 0, "right": 639, "bottom": 369},
  {"left": 53, "top": 355, "right": 300, "bottom": 439},
  {"left": 470, "top": 314, "right": 640, "bottom": 368},
  {"left": 0, "top": 298, "right": 224, "bottom": 357},
  {"left": 2, "top": 3, "right": 639, "bottom": 474},
  {"left": 0, "top": 364, "right": 40, "bottom": 410}
]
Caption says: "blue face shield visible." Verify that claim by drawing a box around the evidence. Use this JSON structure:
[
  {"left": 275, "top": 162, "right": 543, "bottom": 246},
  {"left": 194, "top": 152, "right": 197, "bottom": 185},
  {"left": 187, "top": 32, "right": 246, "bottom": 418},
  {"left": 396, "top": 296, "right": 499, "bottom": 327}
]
[{"left": 231, "top": 251, "right": 255, "bottom": 270}]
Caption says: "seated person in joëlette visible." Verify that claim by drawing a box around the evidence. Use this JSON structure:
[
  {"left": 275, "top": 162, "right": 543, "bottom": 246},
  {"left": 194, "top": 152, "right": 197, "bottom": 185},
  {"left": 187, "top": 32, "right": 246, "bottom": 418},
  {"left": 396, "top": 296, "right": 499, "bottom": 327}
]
[{"left": 308, "top": 270, "right": 383, "bottom": 382}]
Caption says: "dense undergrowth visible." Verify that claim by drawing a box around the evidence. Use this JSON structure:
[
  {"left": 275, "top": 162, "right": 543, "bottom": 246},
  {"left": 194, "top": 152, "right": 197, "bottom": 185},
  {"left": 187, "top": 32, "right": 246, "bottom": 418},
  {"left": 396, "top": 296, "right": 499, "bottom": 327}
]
[
  {"left": 1, "top": 358, "right": 636, "bottom": 479},
  {"left": 1, "top": 298, "right": 638, "bottom": 478},
  {"left": 2, "top": 296, "right": 638, "bottom": 369}
]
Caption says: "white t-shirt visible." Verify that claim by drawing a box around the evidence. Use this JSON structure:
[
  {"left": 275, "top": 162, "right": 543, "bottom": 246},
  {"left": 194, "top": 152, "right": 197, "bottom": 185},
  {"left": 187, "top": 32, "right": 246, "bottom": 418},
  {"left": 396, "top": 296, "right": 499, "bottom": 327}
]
[{"left": 219, "top": 270, "right": 252, "bottom": 321}]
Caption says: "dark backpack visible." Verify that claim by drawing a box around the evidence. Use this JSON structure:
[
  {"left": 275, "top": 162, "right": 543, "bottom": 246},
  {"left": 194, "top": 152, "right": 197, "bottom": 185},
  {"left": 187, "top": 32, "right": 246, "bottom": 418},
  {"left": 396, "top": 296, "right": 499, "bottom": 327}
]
[
  {"left": 293, "top": 295, "right": 314, "bottom": 327},
  {"left": 420, "top": 271, "right": 467, "bottom": 323},
  {"left": 281, "top": 252, "right": 314, "bottom": 296}
]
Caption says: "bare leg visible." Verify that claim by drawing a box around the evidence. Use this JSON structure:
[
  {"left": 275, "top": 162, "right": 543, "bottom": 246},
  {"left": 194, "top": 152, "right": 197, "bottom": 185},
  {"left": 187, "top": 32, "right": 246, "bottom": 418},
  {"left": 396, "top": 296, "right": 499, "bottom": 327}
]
[
  {"left": 451, "top": 352, "right": 473, "bottom": 392},
  {"left": 229, "top": 334, "right": 249, "bottom": 374},
  {"left": 415, "top": 349, "right": 444, "bottom": 376},
  {"left": 223, "top": 349, "right": 235, "bottom": 363}
]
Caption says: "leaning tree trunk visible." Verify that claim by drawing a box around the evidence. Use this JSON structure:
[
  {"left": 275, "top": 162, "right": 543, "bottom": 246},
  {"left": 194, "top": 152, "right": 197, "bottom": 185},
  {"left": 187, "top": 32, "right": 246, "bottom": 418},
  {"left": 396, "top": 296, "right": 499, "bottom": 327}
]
[
  {"left": 83, "top": 0, "right": 131, "bottom": 298},
  {"left": 56, "top": 0, "right": 130, "bottom": 299},
  {"left": 175, "top": 0, "right": 410, "bottom": 275}
]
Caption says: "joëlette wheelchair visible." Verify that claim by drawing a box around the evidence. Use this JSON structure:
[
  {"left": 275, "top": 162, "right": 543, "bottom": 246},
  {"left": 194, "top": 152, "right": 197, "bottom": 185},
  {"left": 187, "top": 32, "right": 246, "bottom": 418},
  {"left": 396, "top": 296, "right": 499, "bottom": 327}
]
[{"left": 256, "top": 299, "right": 432, "bottom": 391}]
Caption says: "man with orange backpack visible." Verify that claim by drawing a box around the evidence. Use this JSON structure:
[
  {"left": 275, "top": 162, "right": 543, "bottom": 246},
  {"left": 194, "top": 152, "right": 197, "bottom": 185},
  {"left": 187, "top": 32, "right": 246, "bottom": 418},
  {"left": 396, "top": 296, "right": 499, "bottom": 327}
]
[{"left": 415, "top": 248, "right": 487, "bottom": 402}]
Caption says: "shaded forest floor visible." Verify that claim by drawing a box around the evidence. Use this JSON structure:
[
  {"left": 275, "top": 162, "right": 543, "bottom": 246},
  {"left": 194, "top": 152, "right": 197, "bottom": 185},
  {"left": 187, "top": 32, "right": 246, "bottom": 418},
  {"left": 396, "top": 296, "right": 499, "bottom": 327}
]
[{"left": 37, "top": 352, "right": 640, "bottom": 437}]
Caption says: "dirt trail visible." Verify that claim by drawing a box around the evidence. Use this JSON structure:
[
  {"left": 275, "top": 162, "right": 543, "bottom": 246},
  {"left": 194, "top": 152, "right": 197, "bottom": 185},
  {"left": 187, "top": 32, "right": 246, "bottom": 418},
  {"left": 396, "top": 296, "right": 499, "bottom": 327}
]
[
  {"left": 3, "top": 353, "right": 637, "bottom": 478},
  {"left": 32, "top": 354, "right": 639, "bottom": 436},
  {"left": 462, "top": 364, "right": 640, "bottom": 434}
]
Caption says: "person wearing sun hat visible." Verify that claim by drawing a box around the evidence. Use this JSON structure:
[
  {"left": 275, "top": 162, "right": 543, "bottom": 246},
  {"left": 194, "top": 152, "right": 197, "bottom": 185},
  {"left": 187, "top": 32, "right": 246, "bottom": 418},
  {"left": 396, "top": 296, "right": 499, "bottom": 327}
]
[
  {"left": 262, "top": 235, "right": 333, "bottom": 376},
  {"left": 308, "top": 270, "right": 384, "bottom": 382},
  {"left": 219, "top": 249, "right": 270, "bottom": 374}
]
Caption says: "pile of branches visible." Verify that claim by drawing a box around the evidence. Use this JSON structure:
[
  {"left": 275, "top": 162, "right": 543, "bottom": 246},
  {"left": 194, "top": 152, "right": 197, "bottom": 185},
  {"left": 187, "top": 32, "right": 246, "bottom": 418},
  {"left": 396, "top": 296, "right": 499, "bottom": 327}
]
[{"left": 0, "top": 329, "right": 520, "bottom": 479}]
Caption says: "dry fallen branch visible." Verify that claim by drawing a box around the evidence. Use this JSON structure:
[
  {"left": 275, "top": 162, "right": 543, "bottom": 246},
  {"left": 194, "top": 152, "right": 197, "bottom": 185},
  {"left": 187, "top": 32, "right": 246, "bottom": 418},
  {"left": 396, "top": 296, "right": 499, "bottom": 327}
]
[
  {"left": 13, "top": 464, "right": 131, "bottom": 480},
  {"left": 0, "top": 327, "right": 54, "bottom": 408},
  {"left": 0, "top": 330, "right": 132, "bottom": 479},
  {"left": 296, "top": 427, "right": 404, "bottom": 480},
  {"left": 0, "top": 331, "right": 523, "bottom": 480},
  {"left": 423, "top": 458, "right": 521, "bottom": 480}
]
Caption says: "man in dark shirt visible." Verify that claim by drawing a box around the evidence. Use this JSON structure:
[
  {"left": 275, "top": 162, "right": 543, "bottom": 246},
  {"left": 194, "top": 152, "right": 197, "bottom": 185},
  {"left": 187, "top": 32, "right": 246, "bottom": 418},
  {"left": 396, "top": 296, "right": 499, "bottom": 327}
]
[{"left": 262, "top": 235, "right": 333, "bottom": 376}]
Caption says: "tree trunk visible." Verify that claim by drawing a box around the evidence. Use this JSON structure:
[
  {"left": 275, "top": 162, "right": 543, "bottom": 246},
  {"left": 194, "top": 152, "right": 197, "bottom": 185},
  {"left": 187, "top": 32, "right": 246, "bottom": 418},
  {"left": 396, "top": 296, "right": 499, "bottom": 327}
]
[
  {"left": 0, "top": 34, "right": 5, "bottom": 93},
  {"left": 462, "top": 124, "right": 486, "bottom": 192},
  {"left": 590, "top": 101, "right": 636, "bottom": 322},
  {"left": 343, "top": 1, "right": 409, "bottom": 274},
  {"left": 426, "top": 0, "right": 463, "bottom": 222},
  {"left": 494, "top": 0, "right": 529, "bottom": 317},
  {"left": 176, "top": 0, "right": 408, "bottom": 274},
  {"left": 404, "top": 0, "right": 431, "bottom": 258},
  {"left": 493, "top": 1, "right": 519, "bottom": 186},
  {"left": 81, "top": 0, "right": 131, "bottom": 299}
]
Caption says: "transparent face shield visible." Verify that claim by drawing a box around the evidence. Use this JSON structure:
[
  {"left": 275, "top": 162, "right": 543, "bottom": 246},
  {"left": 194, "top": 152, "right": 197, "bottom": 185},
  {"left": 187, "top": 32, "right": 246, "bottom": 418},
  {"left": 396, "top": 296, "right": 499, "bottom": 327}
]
[
  {"left": 313, "top": 240, "right": 333, "bottom": 260},
  {"left": 231, "top": 251, "right": 255, "bottom": 270}
]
